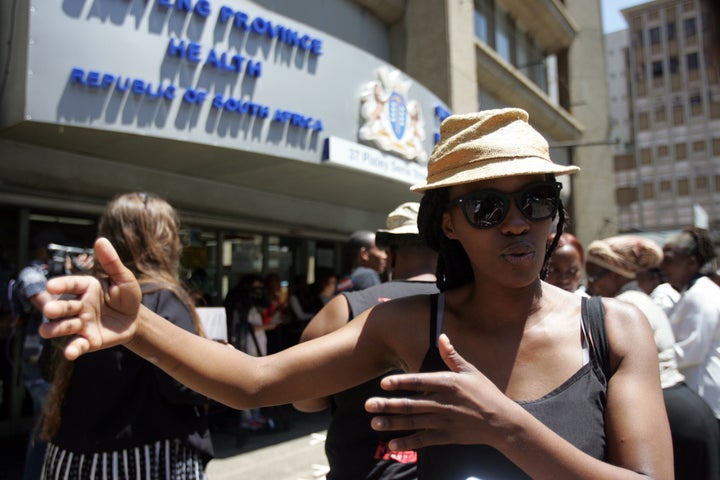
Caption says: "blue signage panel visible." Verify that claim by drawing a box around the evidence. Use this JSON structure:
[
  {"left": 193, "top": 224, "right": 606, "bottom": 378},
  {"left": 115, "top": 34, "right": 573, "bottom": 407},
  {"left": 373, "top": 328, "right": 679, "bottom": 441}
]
[{"left": 24, "top": 0, "right": 448, "bottom": 181}]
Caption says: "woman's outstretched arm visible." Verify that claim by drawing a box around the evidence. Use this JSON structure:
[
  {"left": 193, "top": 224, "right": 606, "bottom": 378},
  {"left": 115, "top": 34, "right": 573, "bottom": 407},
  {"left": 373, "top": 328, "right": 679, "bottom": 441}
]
[{"left": 40, "top": 238, "right": 397, "bottom": 410}]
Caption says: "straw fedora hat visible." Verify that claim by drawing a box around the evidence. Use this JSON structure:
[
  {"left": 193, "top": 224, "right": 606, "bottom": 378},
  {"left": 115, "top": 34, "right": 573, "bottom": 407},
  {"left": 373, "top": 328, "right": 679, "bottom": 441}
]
[
  {"left": 375, "top": 202, "right": 420, "bottom": 247},
  {"left": 411, "top": 108, "right": 579, "bottom": 192}
]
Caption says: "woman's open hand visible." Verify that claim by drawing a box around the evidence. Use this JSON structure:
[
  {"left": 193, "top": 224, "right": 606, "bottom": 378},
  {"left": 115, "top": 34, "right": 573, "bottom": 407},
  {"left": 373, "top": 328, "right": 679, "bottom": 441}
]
[
  {"left": 365, "top": 333, "right": 517, "bottom": 452},
  {"left": 39, "top": 237, "right": 142, "bottom": 360}
]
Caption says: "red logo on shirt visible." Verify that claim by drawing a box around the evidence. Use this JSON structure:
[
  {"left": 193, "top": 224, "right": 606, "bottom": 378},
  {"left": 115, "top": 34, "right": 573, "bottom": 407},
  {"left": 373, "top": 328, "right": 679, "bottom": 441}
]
[{"left": 373, "top": 441, "right": 417, "bottom": 464}]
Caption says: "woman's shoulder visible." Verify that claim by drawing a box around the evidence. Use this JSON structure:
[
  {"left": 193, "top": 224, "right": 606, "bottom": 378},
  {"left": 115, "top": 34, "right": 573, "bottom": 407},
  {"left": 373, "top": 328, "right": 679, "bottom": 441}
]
[
  {"left": 599, "top": 297, "right": 657, "bottom": 370},
  {"left": 600, "top": 296, "right": 650, "bottom": 327}
]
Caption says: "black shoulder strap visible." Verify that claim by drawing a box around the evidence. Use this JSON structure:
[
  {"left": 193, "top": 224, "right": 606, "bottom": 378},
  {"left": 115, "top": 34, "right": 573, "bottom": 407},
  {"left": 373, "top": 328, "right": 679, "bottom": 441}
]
[
  {"left": 582, "top": 296, "right": 610, "bottom": 382},
  {"left": 429, "top": 293, "right": 438, "bottom": 347}
]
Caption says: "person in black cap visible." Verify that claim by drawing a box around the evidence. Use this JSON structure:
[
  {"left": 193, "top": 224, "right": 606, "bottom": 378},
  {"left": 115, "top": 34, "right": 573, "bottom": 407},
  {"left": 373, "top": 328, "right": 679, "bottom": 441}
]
[{"left": 294, "top": 202, "right": 437, "bottom": 480}]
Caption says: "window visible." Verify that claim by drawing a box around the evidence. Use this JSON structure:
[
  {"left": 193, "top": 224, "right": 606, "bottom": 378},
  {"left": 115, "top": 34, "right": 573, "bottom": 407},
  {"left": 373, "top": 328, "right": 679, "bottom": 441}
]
[
  {"left": 633, "top": 29, "right": 643, "bottom": 47},
  {"left": 495, "top": 11, "right": 513, "bottom": 63},
  {"left": 669, "top": 56, "right": 679, "bottom": 73},
  {"left": 673, "top": 105, "right": 685, "bottom": 125},
  {"left": 614, "top": 154, "right": 635, "bottom": 171},
  {"left": 696, "top": 176, "right": 709, "bottom": 192},
  {"left": 474, "top": 0, "right": 493, "bottom": 45},
  {"left": 657, "top": 145, "right": 669, "bottom": 157},
  {"left": 652, "top": 61, "right": 663, "bottom": 77},
  {"left": 660, "top": 180, "right": 672, "bottom": 192},
  {"left": 675, "top": 142, "right": 688, "bottom": 159},
  {"left": 684, "top": 17, "right": 696, "bottom": 37},
  {"left": 655, "top": 106, "right": 667, "bottom": 123},
  {"left": 687, "top": 52, "right": 699, "bottom": 70},
  {"left": 640, "top": 147, "right": 652, "bottom": 165},
  {"left": 690, "top": 94, "right": 703, "bottom": 115},
  {"left": 642, "top": 183, "right": 655, "bottom": 199},
  {"left": 677, "top": 178, "right": 690, "bottom": 195},
  {"left": 692, "top": 140, "right": 705, "bottom": 152},
  {"left": 667, "top": 21, "right": 676, "bottom": 40},
  {"left": 616, "top": 187, "right": 638, "bottom": 206},
  {"left": 650, "top": 26, "right": 661, "bottom": 44},
  {"left": 713, "top": 138, "right": 720, "bottom": 156},
  {"left": 712, "top": 100, "right": 720, "bottom": 119}
]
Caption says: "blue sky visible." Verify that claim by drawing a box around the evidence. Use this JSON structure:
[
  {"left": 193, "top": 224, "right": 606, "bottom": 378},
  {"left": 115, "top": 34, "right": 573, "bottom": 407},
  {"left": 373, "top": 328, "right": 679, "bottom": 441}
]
[{"left": 601, "top": 0, "right": 649, "bottom": 33}]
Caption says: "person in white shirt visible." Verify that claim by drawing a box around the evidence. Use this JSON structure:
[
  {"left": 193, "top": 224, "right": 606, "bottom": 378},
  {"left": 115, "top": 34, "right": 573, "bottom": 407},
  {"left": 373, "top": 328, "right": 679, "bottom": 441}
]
[
  {"left": 586, "top": 234, "right": 719, "bottom": 479},
  {"left": 661, "top": 227, "right": 720, "bottom": 423}
]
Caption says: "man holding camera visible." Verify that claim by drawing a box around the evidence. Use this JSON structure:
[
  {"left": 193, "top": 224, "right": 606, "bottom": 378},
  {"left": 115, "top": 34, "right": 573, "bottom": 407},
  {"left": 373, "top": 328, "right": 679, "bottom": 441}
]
[{"left": 11, "top": 229, "right": 92, "bottom": 480}]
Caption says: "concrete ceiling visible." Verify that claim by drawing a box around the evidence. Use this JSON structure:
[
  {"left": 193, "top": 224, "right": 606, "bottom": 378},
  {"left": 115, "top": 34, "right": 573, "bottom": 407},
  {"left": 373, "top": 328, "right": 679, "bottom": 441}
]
[{"left": 0, "top": 121, "right": 421, "bottom": 233}]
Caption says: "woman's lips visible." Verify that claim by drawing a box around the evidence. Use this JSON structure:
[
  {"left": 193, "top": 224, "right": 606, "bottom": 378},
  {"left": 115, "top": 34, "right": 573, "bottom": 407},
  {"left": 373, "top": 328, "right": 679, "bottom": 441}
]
[{"left": 501, "top": 243, "right": 536, "bottom": 267}]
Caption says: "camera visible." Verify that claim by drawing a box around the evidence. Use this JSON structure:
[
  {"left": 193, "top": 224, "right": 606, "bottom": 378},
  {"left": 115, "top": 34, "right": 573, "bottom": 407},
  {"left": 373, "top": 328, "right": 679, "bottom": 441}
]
[{"left": 46, "top": 243, "right": 93, "bottom": 277}]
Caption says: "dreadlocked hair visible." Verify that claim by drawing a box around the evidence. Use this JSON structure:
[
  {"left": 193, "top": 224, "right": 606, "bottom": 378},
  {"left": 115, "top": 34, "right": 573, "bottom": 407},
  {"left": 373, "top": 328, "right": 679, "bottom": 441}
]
[
  {"left": 418, "top": 188, "right": 474, "bottom": 291},
  {"left": 540, "top": 198, "right": 567, "bottom": 281}
]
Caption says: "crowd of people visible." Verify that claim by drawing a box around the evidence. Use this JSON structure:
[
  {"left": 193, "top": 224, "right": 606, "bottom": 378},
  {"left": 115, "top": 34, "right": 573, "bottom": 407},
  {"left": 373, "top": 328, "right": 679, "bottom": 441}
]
[
  {"left": 1, "top": 106, "right": 718, "bottom": 479},
  {"left": 540, "top": 208, "right": 720, "bottom": 479}
]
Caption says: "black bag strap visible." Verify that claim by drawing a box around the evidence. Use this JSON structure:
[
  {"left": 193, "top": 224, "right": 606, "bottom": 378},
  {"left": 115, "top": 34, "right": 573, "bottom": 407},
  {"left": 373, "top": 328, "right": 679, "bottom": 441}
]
[{"left": 581, "top": 296, "right": 611, "bottom": 382}]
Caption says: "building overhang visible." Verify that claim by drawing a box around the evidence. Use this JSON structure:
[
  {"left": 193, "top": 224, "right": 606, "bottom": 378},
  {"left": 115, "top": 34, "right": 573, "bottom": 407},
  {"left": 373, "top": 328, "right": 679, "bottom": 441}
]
[
  {"left": 498, "top": 0, "right": 578, "bottom": 53},
  {"left": 475, "top": 41, "right": 584, "bottom": 141}
]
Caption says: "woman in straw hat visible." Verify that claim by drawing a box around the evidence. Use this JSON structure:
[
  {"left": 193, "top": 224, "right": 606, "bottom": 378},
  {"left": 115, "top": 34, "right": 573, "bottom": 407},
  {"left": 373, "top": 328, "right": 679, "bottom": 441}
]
[
  {"left": 38, "top": 109, "right": 672, "bottom": 479},
  {"left": 586, "top": 235, "right": 719, "bottom": 479}
]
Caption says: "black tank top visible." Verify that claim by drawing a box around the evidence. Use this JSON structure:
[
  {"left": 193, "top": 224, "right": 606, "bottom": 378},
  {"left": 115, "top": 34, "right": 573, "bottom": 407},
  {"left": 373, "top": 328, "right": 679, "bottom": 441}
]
[
  {"left": 325, "top": 280, "right": 438, "bottom": 480},
  {"left": 417, "top": 295, "right": 609, "bottom": 480}
]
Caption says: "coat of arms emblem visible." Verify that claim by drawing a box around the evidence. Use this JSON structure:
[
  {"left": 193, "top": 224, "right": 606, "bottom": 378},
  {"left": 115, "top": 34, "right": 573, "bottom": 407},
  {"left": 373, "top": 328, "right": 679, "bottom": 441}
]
[{"left": 358, "top": 67, "right": 427, "bottom": 163}]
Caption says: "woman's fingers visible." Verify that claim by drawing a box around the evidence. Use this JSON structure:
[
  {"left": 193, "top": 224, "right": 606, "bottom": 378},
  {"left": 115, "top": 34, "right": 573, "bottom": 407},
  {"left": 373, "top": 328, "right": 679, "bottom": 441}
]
[
  {"left": 45, "top": 275, "right": 95, "bottom": 299},
  {"left": 383, "top": 430, "right": 448, "bottom": 452},
  {"left": 42, "top": 297, "right": 85, "bottom": 321},
  {"left": 379, "top": 370, "right": 456, "bottom": 393}
]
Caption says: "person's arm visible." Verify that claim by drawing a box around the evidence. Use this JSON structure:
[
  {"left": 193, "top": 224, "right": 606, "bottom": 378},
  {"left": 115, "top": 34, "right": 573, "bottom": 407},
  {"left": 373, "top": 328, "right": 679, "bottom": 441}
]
[
  {"left": 40, "top": 238, "right": 397, "bottom": 411},
  {"left": 365, "top": 299, "right": 673, "bottom": 480},
  {"left": 292, "top": 294, "right": 352, "bottom": 412}
]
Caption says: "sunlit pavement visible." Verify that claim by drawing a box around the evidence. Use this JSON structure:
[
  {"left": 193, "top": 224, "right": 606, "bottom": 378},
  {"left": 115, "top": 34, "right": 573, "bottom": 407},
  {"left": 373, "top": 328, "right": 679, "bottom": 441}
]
[{"left": 207, "top": 406, "right": 331, "bottom": 480}]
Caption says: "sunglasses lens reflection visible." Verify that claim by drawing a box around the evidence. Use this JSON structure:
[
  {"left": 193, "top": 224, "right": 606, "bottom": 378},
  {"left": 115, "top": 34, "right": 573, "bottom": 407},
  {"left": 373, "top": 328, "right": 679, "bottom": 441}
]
[{"left": 460, "top": 183, "right": 559, "bottom": 229}]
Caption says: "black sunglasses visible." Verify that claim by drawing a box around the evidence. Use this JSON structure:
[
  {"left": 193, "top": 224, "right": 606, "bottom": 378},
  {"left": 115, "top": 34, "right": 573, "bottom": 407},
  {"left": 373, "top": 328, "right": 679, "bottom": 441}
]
[{"left": 447, "top": 181, "right": 562, "bottom": 229}]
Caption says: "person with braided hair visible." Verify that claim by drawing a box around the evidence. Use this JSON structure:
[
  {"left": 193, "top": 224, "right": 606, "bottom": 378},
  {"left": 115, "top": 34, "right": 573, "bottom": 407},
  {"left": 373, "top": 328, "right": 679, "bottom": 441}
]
[
  {"left": 38, "top": 109, "right": 672, "bottom": 479},
  {"left": 661, "top": 227, "right": 720, "bottom": 424}
]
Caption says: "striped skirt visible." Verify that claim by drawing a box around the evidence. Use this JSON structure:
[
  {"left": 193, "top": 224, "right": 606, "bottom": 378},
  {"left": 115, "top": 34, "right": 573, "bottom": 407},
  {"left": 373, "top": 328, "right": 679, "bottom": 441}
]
[{"left": 41, "top": 439, "right": 207, "bottom": 480}]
